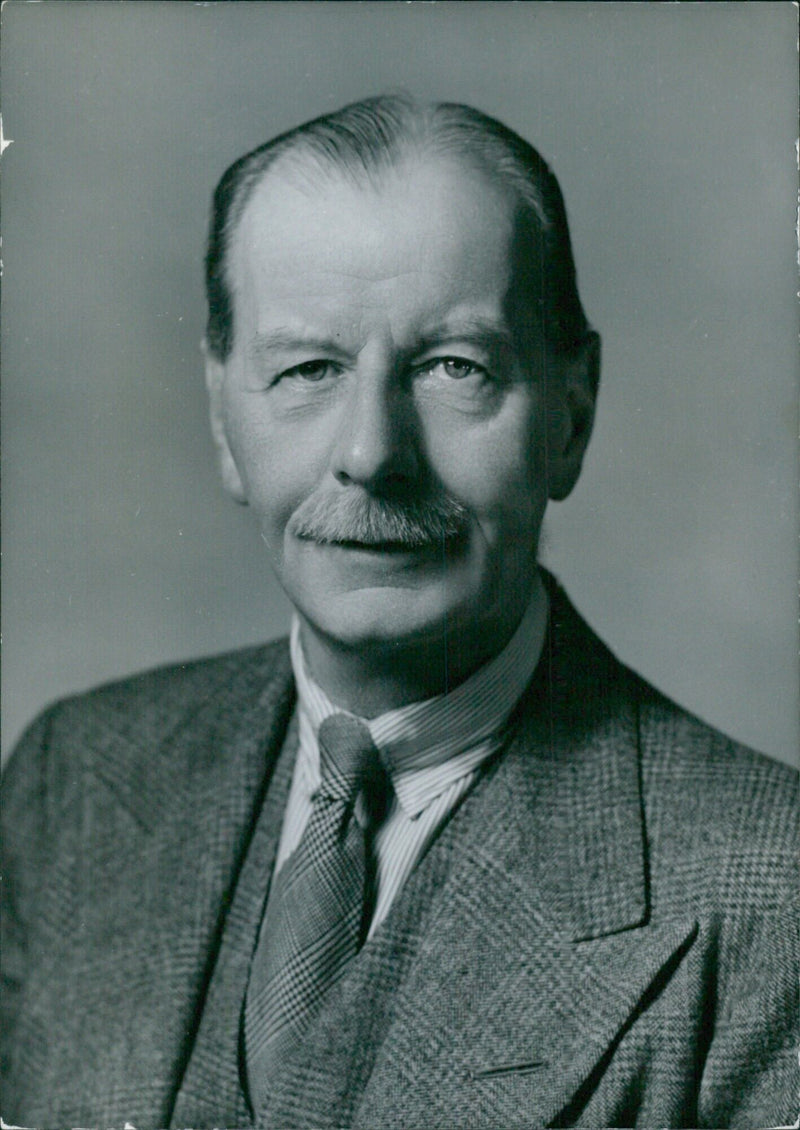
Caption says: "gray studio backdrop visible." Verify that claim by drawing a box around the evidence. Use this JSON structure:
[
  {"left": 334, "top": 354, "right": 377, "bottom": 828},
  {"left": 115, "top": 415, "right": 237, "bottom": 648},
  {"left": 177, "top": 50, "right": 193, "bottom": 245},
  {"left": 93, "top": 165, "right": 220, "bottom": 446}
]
[{"left": 1, "top": 2, "right": 797, "bottom": 767}]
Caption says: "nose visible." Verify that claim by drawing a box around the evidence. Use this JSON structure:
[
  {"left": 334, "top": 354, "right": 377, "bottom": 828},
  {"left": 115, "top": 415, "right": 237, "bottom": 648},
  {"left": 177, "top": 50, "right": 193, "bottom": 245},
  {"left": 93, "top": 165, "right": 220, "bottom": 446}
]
[{"left": 330, "top": 365, "right": 419, "bottom": 491}]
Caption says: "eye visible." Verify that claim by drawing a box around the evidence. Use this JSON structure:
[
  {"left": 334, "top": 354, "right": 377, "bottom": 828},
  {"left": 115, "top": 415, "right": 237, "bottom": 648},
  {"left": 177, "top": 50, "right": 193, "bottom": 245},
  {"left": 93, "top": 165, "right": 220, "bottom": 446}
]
[
  {"left": 280, "top": 360, "right": 340, "bottom": 383},
  {"left": 422, "top": 356, "right": 487, "bottom": 381}
]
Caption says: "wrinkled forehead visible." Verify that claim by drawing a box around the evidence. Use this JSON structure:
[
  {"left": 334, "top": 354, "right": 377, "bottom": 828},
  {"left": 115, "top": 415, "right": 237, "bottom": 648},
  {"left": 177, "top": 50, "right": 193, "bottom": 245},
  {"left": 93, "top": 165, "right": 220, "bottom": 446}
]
[
  {"left": 230, "top": 151, "right": 525, "bottom": 284},
  {"left": 227, "top": 151, "right": 543, "bottom": 339}
]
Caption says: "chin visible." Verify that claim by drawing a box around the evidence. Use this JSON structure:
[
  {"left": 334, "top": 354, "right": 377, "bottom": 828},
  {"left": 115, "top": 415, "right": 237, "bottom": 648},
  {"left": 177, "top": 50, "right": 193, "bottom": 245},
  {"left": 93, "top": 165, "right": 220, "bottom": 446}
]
[{"left": 295, "top": 584, "right": 467, "bottom": 655}]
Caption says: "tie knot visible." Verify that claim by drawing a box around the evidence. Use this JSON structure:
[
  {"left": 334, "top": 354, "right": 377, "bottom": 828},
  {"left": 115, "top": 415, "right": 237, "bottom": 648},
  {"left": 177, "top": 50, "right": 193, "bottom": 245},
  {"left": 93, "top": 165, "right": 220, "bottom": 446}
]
[{"left": 316, "top": 714, "right": 379, "bottom": 803}]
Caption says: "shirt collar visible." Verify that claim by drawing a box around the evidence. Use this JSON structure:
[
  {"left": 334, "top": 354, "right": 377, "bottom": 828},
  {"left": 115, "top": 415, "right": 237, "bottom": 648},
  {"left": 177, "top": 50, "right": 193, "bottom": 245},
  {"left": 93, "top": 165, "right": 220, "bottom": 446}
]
[{"left": 289, "top": 570, "right": 549, "bottom": 813}]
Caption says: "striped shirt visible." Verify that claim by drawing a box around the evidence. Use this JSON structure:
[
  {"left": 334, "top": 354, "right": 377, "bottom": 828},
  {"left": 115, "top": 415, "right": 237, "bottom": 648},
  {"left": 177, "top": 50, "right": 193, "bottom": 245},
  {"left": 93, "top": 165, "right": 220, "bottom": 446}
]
[{"left": 275, "top": 571, "right": 549, "bottom": 939}]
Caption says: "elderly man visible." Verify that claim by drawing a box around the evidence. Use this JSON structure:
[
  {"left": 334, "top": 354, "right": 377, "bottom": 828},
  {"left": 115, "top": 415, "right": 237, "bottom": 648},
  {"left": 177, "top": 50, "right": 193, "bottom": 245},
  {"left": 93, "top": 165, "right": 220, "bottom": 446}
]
[{"left": 2, "top": 96, "right": 797, "bottom": 1129}]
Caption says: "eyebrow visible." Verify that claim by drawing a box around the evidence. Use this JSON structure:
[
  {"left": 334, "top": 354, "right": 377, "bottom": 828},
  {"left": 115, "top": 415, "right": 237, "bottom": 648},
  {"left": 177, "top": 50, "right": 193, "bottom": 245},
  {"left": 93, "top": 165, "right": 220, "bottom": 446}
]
[
  {"left": 247, "top": 317, "right": 516, "bottom": 363},
  {"left": 247, "top": 328, "right": 349, "bottom": 361},
  {"left": 418, "top": 318, "right": 516, "bottom": 357}
]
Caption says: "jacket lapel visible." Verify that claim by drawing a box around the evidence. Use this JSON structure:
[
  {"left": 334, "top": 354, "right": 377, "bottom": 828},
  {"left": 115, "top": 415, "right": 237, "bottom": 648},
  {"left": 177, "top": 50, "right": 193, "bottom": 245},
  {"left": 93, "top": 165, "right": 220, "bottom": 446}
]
[
  {"left": 355, "top": 584, "right": 698, "bottom": 1128},
  {"left": 41, "top": 643, "right": 296, "bottom": 1128},
  {"left": 169, "top": 712, "right": 300, "bottom": 1127}
]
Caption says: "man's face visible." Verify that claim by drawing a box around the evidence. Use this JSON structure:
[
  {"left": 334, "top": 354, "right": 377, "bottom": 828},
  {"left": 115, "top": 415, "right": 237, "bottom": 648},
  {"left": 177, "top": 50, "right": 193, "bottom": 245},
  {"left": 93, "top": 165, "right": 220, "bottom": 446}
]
[{"left": 207, "top": 152, "right": 592, "bottom": 672}]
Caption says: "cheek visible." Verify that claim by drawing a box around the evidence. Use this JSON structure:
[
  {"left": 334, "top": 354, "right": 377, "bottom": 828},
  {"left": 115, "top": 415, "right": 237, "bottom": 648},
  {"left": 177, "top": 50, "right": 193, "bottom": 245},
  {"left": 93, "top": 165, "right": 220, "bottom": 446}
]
[
  {"left": 221, "top": 394, "right": 307, "bottom": 531},
  {"left": 425, "top": 401, "right": 546, "bottom": 522}
]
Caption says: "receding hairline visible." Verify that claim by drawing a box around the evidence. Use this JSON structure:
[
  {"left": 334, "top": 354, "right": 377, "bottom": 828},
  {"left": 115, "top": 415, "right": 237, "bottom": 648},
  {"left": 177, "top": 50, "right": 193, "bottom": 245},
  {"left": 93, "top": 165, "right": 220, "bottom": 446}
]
[
  {"left": 228, "top": 140, "right": 527, "bottom": 263},
  {"left": 225, "top": 129, "right": 548, "bottom": 276},
  {"left": 219, "top": 96, "right": 553, "bottom": 282},
  {"left": 205, "top": 94, "right": 593, "bottom": 363}
]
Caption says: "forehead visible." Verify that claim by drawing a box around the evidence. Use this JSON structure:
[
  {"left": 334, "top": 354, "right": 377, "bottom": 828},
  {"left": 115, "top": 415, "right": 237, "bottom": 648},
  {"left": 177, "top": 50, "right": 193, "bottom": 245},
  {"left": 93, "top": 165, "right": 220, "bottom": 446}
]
[{"left": 227, "top": 153, "right": 524, "bottom": 336}]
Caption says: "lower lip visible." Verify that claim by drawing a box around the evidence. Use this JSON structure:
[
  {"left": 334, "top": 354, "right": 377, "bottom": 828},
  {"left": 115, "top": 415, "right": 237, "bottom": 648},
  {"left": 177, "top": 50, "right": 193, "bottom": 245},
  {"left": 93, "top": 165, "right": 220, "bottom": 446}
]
[{"left": 299, "top": 537, "right": 464, "bottom": 565}]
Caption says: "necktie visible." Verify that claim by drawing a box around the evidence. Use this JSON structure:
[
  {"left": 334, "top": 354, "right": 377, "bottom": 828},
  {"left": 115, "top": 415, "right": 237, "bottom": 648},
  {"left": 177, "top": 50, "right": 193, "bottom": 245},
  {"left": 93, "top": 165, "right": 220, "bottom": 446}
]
[{"left": 243, "top": 713, "right": 385, "bottom": 1112}]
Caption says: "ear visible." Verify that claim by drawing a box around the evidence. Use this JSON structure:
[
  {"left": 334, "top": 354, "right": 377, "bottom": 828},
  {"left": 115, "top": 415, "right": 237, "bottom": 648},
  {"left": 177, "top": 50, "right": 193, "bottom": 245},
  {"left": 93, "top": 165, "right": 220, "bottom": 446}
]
[
  {"left": 202, "top": 340, "right": 248, "bottom": 505},
  {"left": 546, "top": 332, "right": 600, "bottom": 502}
]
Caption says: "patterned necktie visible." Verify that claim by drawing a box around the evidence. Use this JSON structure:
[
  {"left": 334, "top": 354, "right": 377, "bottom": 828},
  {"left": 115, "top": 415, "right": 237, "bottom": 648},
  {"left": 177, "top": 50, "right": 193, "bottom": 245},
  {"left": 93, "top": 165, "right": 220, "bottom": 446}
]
[{"left": 243, "top": 713, "right": 386, "bottom": 1113}]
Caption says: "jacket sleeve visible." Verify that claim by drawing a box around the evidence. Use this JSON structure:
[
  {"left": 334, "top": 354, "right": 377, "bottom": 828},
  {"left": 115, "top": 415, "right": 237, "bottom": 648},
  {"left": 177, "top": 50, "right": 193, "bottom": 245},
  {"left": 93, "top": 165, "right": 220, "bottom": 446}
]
[
  {"left": 1, "top": 705, "right": 74, "bottom": 1105},
  {"left": 698, "top": 894, "right": 800, "bottom": 1128}
]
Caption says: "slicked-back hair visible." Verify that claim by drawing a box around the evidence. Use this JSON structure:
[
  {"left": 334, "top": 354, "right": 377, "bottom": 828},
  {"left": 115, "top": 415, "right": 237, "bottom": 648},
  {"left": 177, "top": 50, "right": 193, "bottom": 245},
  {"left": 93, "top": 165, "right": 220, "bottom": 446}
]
[{"left": 204, "top": 94, "right": 594, "bottom": 364}]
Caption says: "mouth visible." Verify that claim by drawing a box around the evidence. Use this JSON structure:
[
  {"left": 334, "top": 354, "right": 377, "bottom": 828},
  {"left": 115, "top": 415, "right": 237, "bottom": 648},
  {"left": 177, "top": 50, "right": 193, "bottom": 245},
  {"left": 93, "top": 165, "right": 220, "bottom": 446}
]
[
  {"left": 297, "top": 531, "right": 467, "bottom": 557},
  {"left": 334, "top": 539, "right": 423, "bottom": 552}
]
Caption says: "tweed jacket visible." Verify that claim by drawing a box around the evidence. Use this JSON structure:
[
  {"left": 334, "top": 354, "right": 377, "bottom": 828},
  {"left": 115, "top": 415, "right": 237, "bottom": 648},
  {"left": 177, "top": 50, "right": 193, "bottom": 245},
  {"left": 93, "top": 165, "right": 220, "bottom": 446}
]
[{"left": 2, "top": 580, "right": 797, "bottom": 1129}]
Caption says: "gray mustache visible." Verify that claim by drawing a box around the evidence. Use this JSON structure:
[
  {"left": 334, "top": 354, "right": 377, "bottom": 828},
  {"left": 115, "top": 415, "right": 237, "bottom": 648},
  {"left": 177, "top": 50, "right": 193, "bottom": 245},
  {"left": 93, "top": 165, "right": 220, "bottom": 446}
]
[{"left": 289, "top": 492, "right": 469, "bottom": 548}]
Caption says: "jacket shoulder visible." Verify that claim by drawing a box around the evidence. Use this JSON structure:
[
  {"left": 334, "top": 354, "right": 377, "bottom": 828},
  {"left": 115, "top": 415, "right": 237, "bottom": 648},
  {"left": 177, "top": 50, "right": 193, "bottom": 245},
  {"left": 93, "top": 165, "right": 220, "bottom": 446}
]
[
  {"left": 634, "top": 679, "right": 797, "bottom": 908},
  {"left": 546, "top": 575, "right": 797, "bottom": 909},
  {"left": 60, "top": 636, "right": 291, "bottom": 733},
  {"left": 3, "top": 639, "right": 293, "bottom": 812},
  {"left": 634, "top": 673, "right": 797, "bottom": 829},
  {"left": 551, "top": 575, "right": 796, "bottom": 823}
]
